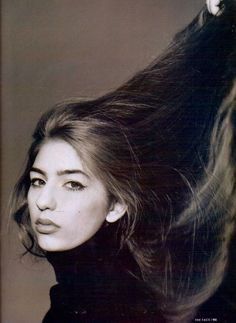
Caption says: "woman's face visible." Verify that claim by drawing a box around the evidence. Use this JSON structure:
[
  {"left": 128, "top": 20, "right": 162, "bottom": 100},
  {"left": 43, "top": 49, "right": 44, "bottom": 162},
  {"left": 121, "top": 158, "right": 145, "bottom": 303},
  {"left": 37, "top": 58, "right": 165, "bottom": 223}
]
[{"left": 27, "top": 139, "right": 110, "bottom": 252}]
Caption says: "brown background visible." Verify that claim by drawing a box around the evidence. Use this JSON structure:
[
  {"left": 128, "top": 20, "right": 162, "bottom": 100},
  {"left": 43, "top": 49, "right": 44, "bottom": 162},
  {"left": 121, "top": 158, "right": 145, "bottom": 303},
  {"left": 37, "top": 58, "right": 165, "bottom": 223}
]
[{"left": 1, "top": 1, "right": 204, "bottom": 322}]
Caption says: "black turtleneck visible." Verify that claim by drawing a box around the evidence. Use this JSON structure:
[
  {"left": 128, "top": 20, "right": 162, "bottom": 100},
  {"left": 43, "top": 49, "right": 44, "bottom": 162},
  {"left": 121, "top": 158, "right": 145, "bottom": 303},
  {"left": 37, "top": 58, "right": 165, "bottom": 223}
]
[{"left": 42, "top": 224, "right": 160, "bottom": 323}]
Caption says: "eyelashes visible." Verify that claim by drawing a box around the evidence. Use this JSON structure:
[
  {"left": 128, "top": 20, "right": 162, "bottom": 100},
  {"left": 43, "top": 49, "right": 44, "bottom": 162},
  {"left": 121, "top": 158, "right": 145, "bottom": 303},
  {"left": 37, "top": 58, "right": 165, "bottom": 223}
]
[
  {"left": 29, "top": 178, "right": 86, "bottom": 192},
  {"left": 30, "top": 178, "right": 45, "bottom": 187},
  {"left": 64, "top": 181, "right": 86, "bottom": 191}
]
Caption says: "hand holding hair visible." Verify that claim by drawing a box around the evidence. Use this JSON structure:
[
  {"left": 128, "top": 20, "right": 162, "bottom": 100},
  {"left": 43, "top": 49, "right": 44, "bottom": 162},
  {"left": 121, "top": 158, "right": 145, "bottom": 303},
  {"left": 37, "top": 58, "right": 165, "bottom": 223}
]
[{"left": 206, "top": 0, "right": 225, "bottom": 15}]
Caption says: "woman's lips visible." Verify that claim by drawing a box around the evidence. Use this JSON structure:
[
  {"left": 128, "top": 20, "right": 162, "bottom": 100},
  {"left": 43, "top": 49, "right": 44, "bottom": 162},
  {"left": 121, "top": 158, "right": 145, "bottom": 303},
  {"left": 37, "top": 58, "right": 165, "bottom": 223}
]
[{"left": 35, "top": 218, "right": 60, "bottom": 234}]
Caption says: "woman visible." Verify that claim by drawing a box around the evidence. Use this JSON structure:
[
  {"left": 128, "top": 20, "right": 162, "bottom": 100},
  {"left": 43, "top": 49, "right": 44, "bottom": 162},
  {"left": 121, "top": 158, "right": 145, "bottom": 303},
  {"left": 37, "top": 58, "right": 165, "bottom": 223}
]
[{"left": 11, "top": 0, "right": 236, "bottom": 322}]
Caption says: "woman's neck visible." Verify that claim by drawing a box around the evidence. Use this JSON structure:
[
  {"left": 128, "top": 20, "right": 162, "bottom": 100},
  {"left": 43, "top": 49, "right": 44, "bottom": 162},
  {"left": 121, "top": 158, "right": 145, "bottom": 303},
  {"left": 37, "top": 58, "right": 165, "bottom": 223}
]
[{"left": 45, "top": 224, "right": 122, "bottom": 285}]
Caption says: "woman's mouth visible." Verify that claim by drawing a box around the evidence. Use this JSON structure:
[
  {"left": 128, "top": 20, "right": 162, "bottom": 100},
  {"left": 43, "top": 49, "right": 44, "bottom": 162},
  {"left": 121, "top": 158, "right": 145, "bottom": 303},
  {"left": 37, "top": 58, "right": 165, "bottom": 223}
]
[{"left": 35, "top": 218, "right": 60, "bottom": 234}]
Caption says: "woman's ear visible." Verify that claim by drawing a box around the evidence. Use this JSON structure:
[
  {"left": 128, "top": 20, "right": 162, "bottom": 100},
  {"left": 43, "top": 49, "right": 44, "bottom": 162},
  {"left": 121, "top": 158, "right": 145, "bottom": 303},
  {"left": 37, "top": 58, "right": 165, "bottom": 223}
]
[{"left": 106, "top": 201, "right": 127, "bottom": 223}]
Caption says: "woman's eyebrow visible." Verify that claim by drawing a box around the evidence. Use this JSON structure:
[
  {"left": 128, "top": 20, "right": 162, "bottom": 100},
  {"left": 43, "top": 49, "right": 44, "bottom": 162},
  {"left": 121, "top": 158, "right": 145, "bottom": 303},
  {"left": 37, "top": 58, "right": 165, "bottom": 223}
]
[
  {"left": 57, "top": 169, "right": 90, "bottom": 179},
  {"left": 30, "top": 167, "right": 46, "bottom": 176},
  {"left": 30, "top": 167, "right": 89, "bottom": 179}
]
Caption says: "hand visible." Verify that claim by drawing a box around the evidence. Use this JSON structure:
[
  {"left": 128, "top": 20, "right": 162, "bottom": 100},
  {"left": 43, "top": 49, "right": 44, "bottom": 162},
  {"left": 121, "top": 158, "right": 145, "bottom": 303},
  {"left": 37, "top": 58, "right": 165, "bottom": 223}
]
[{"left": 206, "top": 0, "right": 224, "bottom": 16}]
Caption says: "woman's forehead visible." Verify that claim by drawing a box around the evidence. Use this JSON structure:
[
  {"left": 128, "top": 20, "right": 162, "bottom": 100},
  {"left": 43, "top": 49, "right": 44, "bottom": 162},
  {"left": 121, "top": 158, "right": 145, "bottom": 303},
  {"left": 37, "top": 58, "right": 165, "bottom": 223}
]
[
  {"left": 33, "top": 139, "right": 85, "bottom": 173},
  {"left": 32, "top": 139, "right": 106, "bottom": 185}
]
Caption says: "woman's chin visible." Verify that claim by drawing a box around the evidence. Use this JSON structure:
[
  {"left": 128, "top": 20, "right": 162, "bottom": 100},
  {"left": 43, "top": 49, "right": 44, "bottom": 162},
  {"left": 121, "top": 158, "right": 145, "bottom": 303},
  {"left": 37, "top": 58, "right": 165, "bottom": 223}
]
[
  {"left": 36, "top": 236, "right": 65, "bottom": 252},
  {"left": 36, "top": 235, "right": 84, "bottom": 252}
]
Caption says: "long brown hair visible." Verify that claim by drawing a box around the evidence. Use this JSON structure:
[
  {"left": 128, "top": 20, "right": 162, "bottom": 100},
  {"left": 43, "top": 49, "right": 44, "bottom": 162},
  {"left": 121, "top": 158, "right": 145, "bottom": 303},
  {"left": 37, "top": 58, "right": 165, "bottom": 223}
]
[{"left": 10, "top": 3, "right": 236, "bottom": 321}]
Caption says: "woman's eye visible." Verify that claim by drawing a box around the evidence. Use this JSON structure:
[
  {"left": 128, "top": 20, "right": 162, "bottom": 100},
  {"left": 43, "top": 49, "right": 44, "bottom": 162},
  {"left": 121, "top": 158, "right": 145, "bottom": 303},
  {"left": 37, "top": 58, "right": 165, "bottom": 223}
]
[
  {"left": 30, "top": 178, "right": 45, "bottom": 187},
  {"left": 64, "top": 181, "right": 86, "bottom": 191}
]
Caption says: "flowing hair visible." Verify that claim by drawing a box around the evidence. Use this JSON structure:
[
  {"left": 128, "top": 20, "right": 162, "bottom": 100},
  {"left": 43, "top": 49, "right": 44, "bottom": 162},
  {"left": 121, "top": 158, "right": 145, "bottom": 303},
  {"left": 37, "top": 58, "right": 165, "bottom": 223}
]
[{"left": 10, "top": 3, "right": 236, "bottom": 322}]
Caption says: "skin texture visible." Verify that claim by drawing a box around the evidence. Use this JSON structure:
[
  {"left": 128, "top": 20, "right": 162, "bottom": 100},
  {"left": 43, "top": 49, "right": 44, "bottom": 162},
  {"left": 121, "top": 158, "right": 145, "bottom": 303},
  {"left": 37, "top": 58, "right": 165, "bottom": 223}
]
[{"left": 28, "top": 139, "right": 113, "bottom": 252}]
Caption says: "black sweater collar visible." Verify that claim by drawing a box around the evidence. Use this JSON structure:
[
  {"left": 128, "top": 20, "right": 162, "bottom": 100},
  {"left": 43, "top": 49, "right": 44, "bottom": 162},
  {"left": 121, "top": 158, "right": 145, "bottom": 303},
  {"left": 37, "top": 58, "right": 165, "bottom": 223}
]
[{"left": 45, "top": 224, "right": 138, "bottom": 285}]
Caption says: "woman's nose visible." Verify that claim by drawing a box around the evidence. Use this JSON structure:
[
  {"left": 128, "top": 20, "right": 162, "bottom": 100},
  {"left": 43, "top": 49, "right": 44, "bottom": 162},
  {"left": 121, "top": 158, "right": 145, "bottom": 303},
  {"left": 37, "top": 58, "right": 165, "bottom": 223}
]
[{"left": 36, "top": 186, "right": 57, "bottom": 211}]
